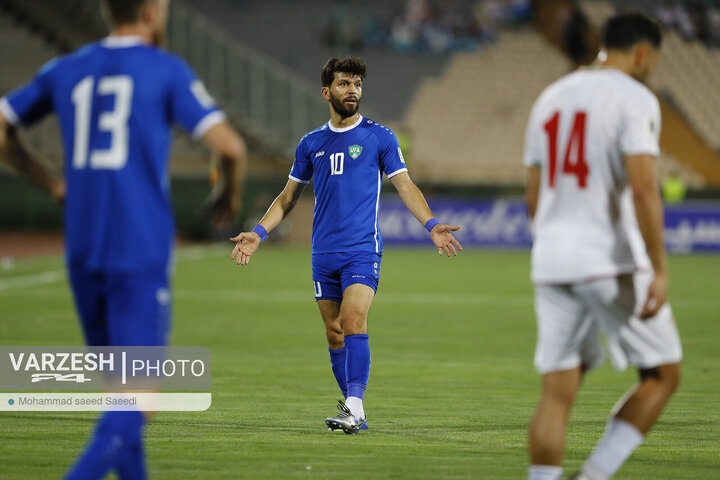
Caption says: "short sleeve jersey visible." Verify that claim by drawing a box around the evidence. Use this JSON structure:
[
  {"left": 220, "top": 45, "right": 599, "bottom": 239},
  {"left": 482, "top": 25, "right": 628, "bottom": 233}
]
[
  {"left": 289, "top": 115, "right": 408, "bottom": 254},
  {"left": 522, "top": 68, "right": 661, "bottom": 283},
  {"left": 0, "top": 36, "right": 224, "bottom": 274}
]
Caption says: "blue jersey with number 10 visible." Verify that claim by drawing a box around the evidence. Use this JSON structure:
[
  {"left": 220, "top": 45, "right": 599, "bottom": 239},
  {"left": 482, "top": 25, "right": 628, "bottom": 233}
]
[
  {"left": 289, "top": 115, "right": 407, "bottom": 254},
  {"left": 0, "top": 36, "right": 223, "bottom": 274}
]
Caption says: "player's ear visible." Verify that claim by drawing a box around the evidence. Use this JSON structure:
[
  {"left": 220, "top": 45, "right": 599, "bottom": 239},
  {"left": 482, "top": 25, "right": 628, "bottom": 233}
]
[
  {"left": 634, "top": 43, "right": 649, "bottom": 68},
  {"left": 141, "top": 0, "right": 158, "bottom": 26},
  {"left": 321, "top": 86, "right": 330, "bottom": 101}
]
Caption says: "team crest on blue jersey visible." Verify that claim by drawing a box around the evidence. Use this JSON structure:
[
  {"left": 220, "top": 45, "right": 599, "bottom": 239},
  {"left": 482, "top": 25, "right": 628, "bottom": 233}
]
[{"left": 349, "top": 145, "right": 363, "bottom": 159}]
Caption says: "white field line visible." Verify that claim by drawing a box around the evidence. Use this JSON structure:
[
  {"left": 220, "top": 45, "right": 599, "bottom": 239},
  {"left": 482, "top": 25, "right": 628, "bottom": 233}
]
[
  {"left": 0, "top": 269, "right": 66, "bottom": 291},
  {"left": 169, "top": 289, "right": 720, "bottom": 308},
  {"left": 0, "top": 247, "right": 718, "bottom": 308},
  {"left": 1, "top": 276, "right": 719, "bottom": 309},
  {"left": 0, "top": 245, "right": 222, "bottom": 292},
  {"left": 170, "top": 289, "right": 534, "bottom": 306}
]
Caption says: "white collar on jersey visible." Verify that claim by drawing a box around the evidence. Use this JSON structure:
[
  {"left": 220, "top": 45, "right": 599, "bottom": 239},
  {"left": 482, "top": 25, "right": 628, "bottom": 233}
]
[
  {"left": 327, "top": 115, "right": 364, "bottom": 133},
  {"left": 102, "top": 36, "right": 146, "bottom": 48}
]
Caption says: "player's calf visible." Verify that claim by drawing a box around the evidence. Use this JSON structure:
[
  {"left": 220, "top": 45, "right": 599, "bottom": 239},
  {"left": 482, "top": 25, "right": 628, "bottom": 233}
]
[
  {"left": 615, "top": 362, "right": 681, "bottom": 434},
  {"left": 578, "top": 362, "right": 681, "bottom": 480},
  {"left": 529, "top": 368, "right": 582, "bottom": 467}
]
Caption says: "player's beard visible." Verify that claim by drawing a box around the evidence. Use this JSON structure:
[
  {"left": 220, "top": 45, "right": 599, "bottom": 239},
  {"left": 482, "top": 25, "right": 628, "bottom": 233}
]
[{"left": 329, "top": 91, "right": 360, "bottom": 119}]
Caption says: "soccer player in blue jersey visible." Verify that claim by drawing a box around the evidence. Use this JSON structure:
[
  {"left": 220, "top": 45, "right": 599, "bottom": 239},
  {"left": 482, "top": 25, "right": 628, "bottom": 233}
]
[
  {"left": 230, "top": 56, "right": 461, "bottom": 434},
  {"left": 0, "top": 0, "right": 246, "bottom": 478}
]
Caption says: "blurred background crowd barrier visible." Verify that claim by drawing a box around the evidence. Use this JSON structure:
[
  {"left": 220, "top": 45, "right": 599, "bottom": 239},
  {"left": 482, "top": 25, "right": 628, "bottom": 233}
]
[{"left": 0, "top": 0, "right": 718, "bottom": 251}]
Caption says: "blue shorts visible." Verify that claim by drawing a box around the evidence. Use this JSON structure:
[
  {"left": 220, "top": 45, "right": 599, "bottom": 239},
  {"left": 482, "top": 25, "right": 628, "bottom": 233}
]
[
  {"left": 312, "top": 252, "right": 381, "bottom": 302},
  {"left": 69, "top": 269, "right": 171, "bottom": 346}
]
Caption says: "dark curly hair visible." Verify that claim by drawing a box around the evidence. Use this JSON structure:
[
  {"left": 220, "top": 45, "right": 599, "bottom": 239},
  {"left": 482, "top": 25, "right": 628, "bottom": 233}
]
[
  {"left": 321, "top": 56, "right": 367, "bottom": 87},
  {"left": 602, "top": 12, "right": 662, "bottom": 50}
]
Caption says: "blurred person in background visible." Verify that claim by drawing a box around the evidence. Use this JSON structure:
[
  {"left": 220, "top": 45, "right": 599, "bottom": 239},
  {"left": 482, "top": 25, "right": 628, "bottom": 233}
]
[
  {"left": 0, "top": 0, "right": 246, "bottom": 478},
  {"left": 661, "top": 166, "right": 687, "bottom": 204},
  {"left": 523, "top": 12, "right": 682, "bottom": 480}
]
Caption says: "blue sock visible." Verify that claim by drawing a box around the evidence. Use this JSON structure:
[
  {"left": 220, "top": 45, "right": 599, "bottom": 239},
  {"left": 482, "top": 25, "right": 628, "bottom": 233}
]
[
  {"left": 329, "top": 346, "right": 348, "bottom": 398},
  {"left": 64, "top": 411, "right": 145, "bottom": 480},
  {"left": 345, "top": 334, "right": 370, "bottom": 400}
]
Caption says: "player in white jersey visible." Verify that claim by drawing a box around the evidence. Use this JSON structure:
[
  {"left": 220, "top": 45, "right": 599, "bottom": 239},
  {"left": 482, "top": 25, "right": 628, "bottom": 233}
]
[{"left": 523, "top": 13, "right": 682, "bottom": 480}]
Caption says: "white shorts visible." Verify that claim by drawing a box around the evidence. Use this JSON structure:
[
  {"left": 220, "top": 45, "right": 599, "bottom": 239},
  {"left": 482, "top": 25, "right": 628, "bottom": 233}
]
[{"left": 533, "top": 273, "right": 683, "bottom": 374}]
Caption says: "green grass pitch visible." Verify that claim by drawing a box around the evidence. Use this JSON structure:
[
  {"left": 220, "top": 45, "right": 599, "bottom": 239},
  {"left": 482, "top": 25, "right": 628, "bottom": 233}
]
[{"left": 0, "top": 246, "right": 718, "bottom": 479}]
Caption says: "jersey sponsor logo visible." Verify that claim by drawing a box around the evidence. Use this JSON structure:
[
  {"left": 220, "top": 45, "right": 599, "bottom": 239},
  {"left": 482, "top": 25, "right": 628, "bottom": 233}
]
[
  {"left": 315, "top": 150, "right": 325, "bottom": 158},
  {"left": 397, "top": 147, "right": 406, "bottom": 164},
  {"left": 348, "top": 144, "right": 363, "bottom": 159}
]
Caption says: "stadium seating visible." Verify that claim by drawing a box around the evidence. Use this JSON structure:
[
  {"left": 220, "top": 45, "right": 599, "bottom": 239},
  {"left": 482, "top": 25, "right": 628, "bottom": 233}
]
[
  {"left": 0, "top": 10, "right": 63, "bottom": 161},
  {"left": 404, "top": 29, "right": 569, "bottom": 184},
  {"left": 0, "top": 6, "right": 218, "bottom": 175},
  {"left": 181, "top": 0, "right": 457, "bottom": 124},
  {"left": 580, "top": 1, "right": 720, "bottom": 153},
  {"left": 3, "top": 0, "right": 717, "bottom": 185}
]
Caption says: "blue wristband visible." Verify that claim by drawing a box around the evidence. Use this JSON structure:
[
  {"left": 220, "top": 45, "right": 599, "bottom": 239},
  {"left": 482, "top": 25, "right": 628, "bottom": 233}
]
[
  {"left": 424, "top": 218, "right": 439, "bottom": 233},
  {"left": 252, "top": 224, "right": 269, "bottom": 242}
]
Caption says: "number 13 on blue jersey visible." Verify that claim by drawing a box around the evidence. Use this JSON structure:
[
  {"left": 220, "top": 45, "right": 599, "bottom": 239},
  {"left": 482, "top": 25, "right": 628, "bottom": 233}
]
[{"left": 71, "top": 75, "right": 133, "bottom": 170}]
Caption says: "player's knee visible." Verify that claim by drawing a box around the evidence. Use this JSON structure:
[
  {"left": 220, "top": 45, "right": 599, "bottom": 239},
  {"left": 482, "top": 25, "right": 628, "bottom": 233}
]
[
  {"left": 545, "top": 386, "right": 576, "bottom": 407},
  {"left": 541, "top": 370, "right": 580, "bottom": 406},
  {"left": 640, "top": 362, "right": 681, "bottom": 393},
  {"left": 340, "top": 310, "right": 366, "bottom": 335},
  {"left": 662, "top": 363, "right": 681, "bottom": 393},
  {"left": 325, "top": 325, "right": 343, "bottom": 349}
]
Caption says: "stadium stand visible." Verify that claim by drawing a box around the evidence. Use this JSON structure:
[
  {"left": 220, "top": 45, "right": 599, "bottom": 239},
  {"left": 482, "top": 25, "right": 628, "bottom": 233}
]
[
  {"left": 404, "top": 28, "right": 569, "bottom": 184},
  {"left": 0, "top": 9, "right": 63, "bottom": 160},
  {"left": 580, "top": 1, "right": 720, "bottom": 185},
  {"left": 0, "top": 0, "right": 332, "bottom": 162},
  {"left": 1, "top": 0, "right": 717, "bottom": 187},
  {"left": 181, "top": 0, "right": 456, "bottom": 123}
]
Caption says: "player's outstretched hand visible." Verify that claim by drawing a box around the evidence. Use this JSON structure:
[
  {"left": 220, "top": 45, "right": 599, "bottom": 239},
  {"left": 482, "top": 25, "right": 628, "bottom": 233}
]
[
  {"left": 199, "top": 186, "right": 241, "bottom": 228},
  {"left": 229, "top": 232, "right": 260, "bottom": 266},
  {"left": 430, "top": 224, "right": 462, "bottom": 257},
  {"left": 639, "top": 271, "right": 667, "bottom": 319}
]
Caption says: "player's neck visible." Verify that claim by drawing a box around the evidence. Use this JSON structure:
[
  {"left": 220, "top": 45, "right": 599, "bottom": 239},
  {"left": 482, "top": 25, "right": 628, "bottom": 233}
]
[
  {"left": 111, "top": 24, "right": 153, "bottom": 45},
  {"left": 329, "top": 112, "right": 361, "bottom": 130},
  {"left": 599, "top": 52, "right": 634, "bottom": 78}
]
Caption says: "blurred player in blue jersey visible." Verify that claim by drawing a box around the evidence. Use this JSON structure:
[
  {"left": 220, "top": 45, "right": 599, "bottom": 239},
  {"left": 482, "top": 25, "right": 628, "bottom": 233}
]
[
  {"left": 0, "top": 0, "right": 246, "bottom": 477},
  {"left": 230, "top": 56, "right": 461, "bottom": 434}
]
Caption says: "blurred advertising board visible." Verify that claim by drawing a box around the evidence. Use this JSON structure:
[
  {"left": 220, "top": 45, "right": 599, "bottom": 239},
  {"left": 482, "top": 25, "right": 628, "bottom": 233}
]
[{"left": 379, "top": 198, "right": 720, "bottom": 253}]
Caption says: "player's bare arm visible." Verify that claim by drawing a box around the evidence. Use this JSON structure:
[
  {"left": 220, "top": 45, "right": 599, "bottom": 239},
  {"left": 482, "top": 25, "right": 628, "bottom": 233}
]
[
  {"left": 389, "top": 171, "right": 462, "bottom": 257},
  {"left": 525, "top": 166, "right": 541, "bottom": 221},
  {"left": 626, "top": 153, "right": 668, "bottom": 318},
  {"left": 198, "top": 121, "right": 247, "bottom": 227},
  {"left": 0, "top": 113, "right": 65, "bottom": 202},
  {"left": 230, "top": 178, "right": 305, "bottom": 265}
]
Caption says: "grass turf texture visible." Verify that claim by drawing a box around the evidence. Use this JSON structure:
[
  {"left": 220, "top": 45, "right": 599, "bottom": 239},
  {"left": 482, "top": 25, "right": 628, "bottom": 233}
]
[{"left": 0, "top": 246, "right": 718, "bottom": 479}]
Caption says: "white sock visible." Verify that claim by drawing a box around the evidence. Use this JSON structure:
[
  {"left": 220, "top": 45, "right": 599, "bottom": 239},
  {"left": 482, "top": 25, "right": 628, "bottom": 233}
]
[
  {"left": 527, "top": 465, "right": 563, "bottom": 480},
  {"left": 345, "top": 396, "right": 364, "bottom": 420},
  {"left": 583, "top": 418, "right": 644, "bottom": 480}
]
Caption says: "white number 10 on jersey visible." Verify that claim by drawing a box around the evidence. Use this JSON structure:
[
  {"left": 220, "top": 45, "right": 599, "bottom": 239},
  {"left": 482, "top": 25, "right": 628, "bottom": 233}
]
[{"left": 330, "top": 152, "right": 344, "bottom": 175}]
